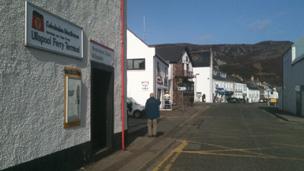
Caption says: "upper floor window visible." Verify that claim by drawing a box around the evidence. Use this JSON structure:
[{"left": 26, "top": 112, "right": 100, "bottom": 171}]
[{"left": 127, "top": 58, "right": 145, "bottom": 70}]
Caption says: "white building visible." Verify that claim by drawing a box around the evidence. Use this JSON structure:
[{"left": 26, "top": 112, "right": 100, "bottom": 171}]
[
  {"left": 213, "top": 78, "right": 234, "bottom": 102},
  {"left": 246, "top": 86, "right": 260, "bottom": 103},
  {"left": 233, "top": 82, "right": 248, "bottom": 99},
  {"left": 191, "top": 50, "right": 247, "bottom": 103},
  {"left": 282, "top": 38, "right": 304, "bottom": 115},
  {"left": 127, "top": 30, "right": 169, "bottom": 109},
  {"left": 1, "top": 1, "right": 126, "bottom": 170},
  {"left": 191, "top": 50, "right": 213, "bottom": 103},
  {"left": 212, "top": 72, "right": 248, "bottom": 103}
]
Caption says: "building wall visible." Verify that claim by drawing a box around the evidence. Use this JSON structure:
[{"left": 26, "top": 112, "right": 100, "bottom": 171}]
[
  {"left": 0, "top": 1, "right": 124, "bottom": 169},
  {"left": 154, "top": 56, "right": 169, "bottom": 108},
  {"left": 232, "top": 83, "right": 247, "bottom": 99},
  {"left": 193, "top": 67, "right": 212, "bottom": 103},
  {"left": 171, "top": 64, "right": 194, "bottom": 106},
  {"left": 247, "top": 89, "right": 260, "bottom": 103},
  {"left": 168, "top": 64, "right": 174, "bottom": 102},
  {"left": 278, "top": 87, "right": 283, "bottom": 109},
  {"left": 182, "top": 52, "right": 193, "bottom": 74},
  {"left": 282, "top": 48, "right": 304, "bottom": 114},
  {"left": 213, "top": 80, "right": 234, "bottom": 92},
  {"left": 127, "top": 30, "right": 155, "bottom": 106},
  {"left": 283, "top": 49, "right": 295, "bottom": 113}
]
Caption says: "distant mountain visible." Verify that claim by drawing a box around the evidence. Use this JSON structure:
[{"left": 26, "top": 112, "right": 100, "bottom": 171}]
[{"left": 154, "top": 41, "right": 292, "bottom": 86}]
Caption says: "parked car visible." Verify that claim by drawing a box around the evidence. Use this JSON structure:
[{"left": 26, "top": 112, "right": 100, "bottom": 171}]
[
  {"left": 127, "top": 97, "right": 145, "bottom": 118},
  {"left": 227, "top": 97, "right": 246, "bottom": 103}
]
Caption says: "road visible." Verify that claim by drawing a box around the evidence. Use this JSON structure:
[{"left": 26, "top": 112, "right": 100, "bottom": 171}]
[{"left": 151, "top": 103, "right": 304, "bottom": 171}]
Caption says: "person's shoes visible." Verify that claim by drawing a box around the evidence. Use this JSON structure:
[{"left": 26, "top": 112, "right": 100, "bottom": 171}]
[{"left": 148, "top": 135, "right": 153, "bottom": 137}]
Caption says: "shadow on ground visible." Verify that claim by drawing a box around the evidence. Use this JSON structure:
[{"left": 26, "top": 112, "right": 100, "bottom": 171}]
[
  {"left": 127, "top": 116, "right": 166, "bottom": 145},
  {"left": 259, "top": 106, "right": 302, "bottom": 121}
]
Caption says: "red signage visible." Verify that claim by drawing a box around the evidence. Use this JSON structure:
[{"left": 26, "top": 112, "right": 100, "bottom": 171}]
[{"left": 32, "top": 10, "right": 44, "bottom": 32}]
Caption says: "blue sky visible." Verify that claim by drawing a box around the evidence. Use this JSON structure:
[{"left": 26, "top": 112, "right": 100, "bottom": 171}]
[{"left": 127, "top": 0, "right": 304, "bottom": 45}]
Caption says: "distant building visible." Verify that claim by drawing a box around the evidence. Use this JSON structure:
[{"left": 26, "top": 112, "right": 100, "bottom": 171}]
[
  {"left": 281, "top": 38, "right": 304, "bottom": 115},
  {"left": 155, "top": 46, "right": 194, "bottom": 107},
  {"left": 213, "top": 78, "right": 234, "bottom": 103},
  {"left": 233, "top": 82, "right": 248, "bottom": 99},
  {"left": 246, "top": 84, "right": 260, "bottom": 103},
  {"left": 212, "top": 71, "right": 248, "bottom": 103},
  {"left": 191, "top": 50, "right": 213, "bottom": 103},
  {"left": 127, "top": 30, "right": 169, "bottom": 109}
]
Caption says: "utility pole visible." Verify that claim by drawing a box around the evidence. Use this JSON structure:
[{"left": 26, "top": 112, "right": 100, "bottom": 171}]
[{"left": 143, "top": 16, "right": 146, "bottom": 41}]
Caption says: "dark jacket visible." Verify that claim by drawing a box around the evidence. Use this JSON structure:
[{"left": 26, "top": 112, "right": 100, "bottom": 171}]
[{"left": 145, "top": 97, "right": 161, "bottom": 119}]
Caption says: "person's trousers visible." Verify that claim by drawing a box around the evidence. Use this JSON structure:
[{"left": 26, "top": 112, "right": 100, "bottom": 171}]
[{"left": 147, "top": 119, "right": 157, "bottom": 136}]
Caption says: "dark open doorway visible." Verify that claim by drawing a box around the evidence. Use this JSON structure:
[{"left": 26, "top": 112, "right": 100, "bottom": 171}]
[{"left": 91, "top": 62, "right": 114, "bottom": 154}]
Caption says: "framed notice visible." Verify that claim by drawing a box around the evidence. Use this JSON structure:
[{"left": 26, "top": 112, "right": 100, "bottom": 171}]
[{"left": 64, "top": 67, "right": 81, "bottom": 128}]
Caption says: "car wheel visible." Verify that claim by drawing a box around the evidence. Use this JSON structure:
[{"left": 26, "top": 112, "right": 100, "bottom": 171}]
[{"left": 133, "top": 111, "right": 142, "bottom": 118}]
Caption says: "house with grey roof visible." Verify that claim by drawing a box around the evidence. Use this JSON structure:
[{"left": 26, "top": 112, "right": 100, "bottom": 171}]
[
  {"left": 154, "top": 45, "right": 194, "bottom": 107},
  {"left": 191, "top": 50, "right": 213, "bottom": 102}
]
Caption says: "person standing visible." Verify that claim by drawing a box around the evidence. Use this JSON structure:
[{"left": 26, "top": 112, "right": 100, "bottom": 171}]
[
  {"left": 145, "top": 93, "right": 161, "bottom": 137},
  {"left": 202, "top": 94, "right": 206, "bottom": 103}
]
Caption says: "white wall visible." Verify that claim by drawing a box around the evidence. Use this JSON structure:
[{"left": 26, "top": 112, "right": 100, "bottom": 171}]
[
  {"left": 0, "top": 1, "right": 124, "bottom": 170},
  {"left": 232, "top": 83, "right": 247, "bottom": 99},
  {"left": 154, "top": 57, "right": 169, "bottom": 108},
  {"left": 168, "top": 64, "right": 174, "bottom": 102},
  {"left": 247, "top": 89, "right": 260, "bottom": 103},
  {"left": 127, "top": 30, "right": 155, "bottom": 106},
  {"left": 182, "top": 52, "right": 193, "bottom": 74},
  {"left": 193, "top": 67, "right": 212, "bottom": 102},
  {"left": 213, "top": 80, "right": 234, "bottom": 92}
]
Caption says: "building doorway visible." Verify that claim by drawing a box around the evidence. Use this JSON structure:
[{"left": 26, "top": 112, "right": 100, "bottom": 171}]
[{"left": 91, "top": 62, "right": 114, "bottom": 154}]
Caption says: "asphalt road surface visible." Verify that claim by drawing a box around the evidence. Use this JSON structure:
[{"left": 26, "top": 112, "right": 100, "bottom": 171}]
[{"left": 153, "top": 103, "right": 304, "bottom": 171}]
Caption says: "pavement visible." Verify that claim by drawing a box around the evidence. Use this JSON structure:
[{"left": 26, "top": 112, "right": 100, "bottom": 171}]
[
  {"left": 80, "top": 104, "right": 209, "bottom": 171},
  {"left": 261, "top": 105, "right": 304, "bottom": 123}
]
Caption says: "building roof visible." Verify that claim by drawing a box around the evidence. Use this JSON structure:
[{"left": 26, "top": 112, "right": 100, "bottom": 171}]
[
  {"left": 213, "top": 74, "right": 244, "bottom": 84},
  {"left": 246, "top": 82, "right": 259, "bottom": 90},
  {"left": 154, "top": 54, "right": 169, "bottom": 66},
  {"left": 190, "top": 51, "right": 211, "bottom": 67},
  {"left": 154, "top": 45, "right": 189, "bottom": 63}
]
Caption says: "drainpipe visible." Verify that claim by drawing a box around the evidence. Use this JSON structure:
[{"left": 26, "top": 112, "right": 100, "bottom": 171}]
[{"left": 120, "top": 0, "right": 125, "bottom": 151}]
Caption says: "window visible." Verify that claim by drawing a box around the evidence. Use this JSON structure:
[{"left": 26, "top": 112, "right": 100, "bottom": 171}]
[{"left": 127, "top": 59, "right": 145, "bottom": 70}]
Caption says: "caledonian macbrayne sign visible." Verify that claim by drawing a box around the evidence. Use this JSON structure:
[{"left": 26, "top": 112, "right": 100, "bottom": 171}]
[{"left": 25, "top": 1, "right": 83, "bottom": 59}]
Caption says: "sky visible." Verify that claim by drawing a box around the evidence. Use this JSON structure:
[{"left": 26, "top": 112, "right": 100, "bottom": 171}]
[{"left": 127, "top": 0, "right": 304, "bottom": 45}]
